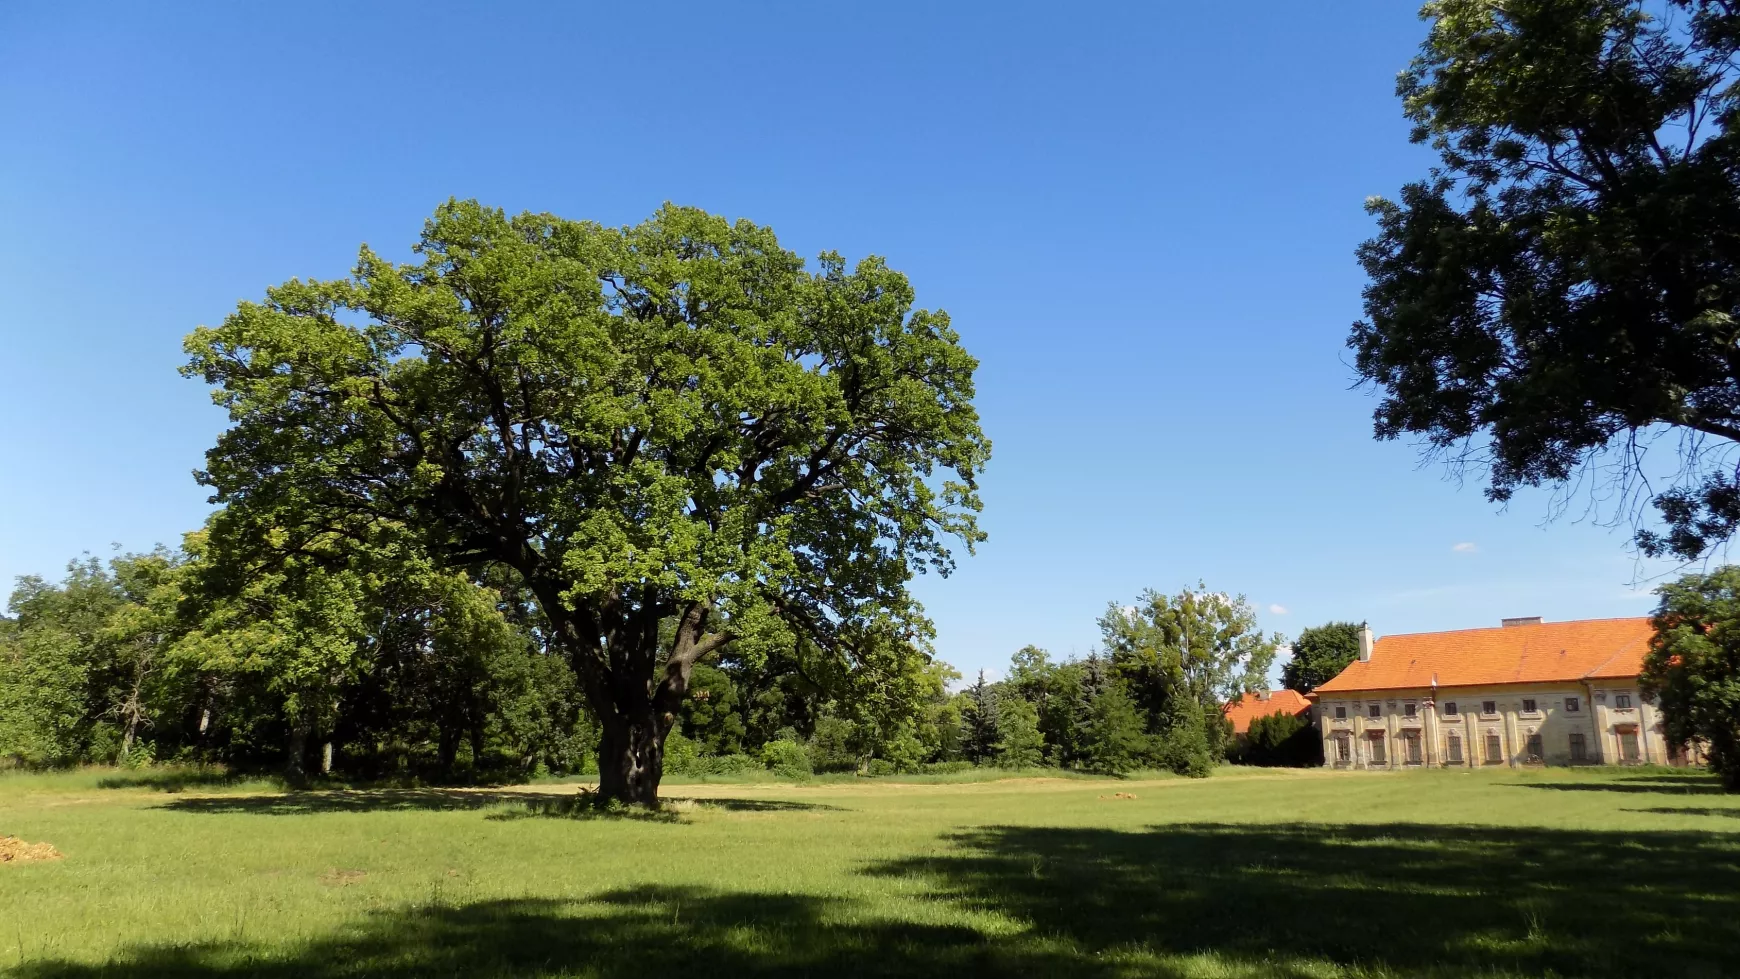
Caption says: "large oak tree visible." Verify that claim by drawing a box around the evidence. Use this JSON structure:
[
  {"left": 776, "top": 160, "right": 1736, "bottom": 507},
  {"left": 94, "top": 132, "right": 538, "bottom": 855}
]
[
  {"left": 183, "top": 201, "right": 988, "bottom": 804},
  {"left": 1351, "top": 0, "right": 1740, "bottom": 559}
]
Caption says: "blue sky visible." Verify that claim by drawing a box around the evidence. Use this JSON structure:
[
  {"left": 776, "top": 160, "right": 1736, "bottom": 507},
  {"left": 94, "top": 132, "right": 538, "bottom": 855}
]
[{"left": 0, "top": 2, "right": 1679, "bottom": 679}]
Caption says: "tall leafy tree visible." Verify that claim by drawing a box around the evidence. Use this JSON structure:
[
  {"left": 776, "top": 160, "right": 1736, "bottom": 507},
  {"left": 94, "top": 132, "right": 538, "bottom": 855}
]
[
  {"left": 1644, "top": 567, "right": 1740, "bottom": 790},
  {"left": 1100, "top": 586, "right": 1278, "bottom": 775},
  {"left": 1282, "top": 621, "right": 1362, "bottom": 694},
  {"left": 1100, "top": 586, "right": 1279, "bottom": 724},
  {"left": 0, "top": 552, "right": 190, "bottom": 765},
  {"left": 1352, "top": 0, "right": 1740, "bottom": 560},
  {"left": 182, "top": 201, "right": 988, "bottom": 804}
]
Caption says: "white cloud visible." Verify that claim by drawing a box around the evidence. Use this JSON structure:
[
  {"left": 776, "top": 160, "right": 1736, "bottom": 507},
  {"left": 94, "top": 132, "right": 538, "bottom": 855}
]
[
  {"left": 1268, "top": 604, "right": 1288, "bottom": 615},
  {"left": 1452, "top": 542, "right": 1478, "bottom": 553}
]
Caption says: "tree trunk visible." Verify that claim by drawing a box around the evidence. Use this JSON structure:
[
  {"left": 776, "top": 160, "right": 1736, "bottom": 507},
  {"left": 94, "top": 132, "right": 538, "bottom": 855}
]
[
  {"left": 596, "top": 709, "right": 668, "bottom": 808},
  {"left": 437, "top": 726, "right": 459, "bottom": 775},
  {"left": 468, "top": 718, "right": 486, "bottom": 771},
  {"left": 321, "top": 741, "right": 334, "bottom": 775},
  {"left": 286, "top": 723, "right": 309, "bottom": 778}
]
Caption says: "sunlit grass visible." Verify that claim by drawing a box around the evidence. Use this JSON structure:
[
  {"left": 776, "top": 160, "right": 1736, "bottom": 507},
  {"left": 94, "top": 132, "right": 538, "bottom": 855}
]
[{"left": 1, "top": 764, "right": 1735, "bottom": 977}]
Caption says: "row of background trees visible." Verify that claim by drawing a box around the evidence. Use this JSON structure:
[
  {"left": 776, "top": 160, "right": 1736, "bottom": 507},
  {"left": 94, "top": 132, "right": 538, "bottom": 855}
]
[
  {"left": 13, "top": 531, "right": 1737, "bottom": 787},
  {"left": 0, "top": 544, "right": 1324, "bottom": 780}
]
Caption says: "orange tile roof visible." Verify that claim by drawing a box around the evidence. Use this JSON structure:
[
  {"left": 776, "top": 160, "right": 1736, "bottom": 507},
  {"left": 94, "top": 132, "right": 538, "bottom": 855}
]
[
  {"left": 1222, "top": 689, "right": 1311, "bottom": 734},
  {"left": 1311, "top": 617, "right": 1652, "bottom": 695}
]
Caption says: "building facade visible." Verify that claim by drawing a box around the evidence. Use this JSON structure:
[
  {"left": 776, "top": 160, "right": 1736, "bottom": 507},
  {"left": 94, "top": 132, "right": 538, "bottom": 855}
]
[{"left": 1310, "top": 617, "right": 1683, "bottom": 770}]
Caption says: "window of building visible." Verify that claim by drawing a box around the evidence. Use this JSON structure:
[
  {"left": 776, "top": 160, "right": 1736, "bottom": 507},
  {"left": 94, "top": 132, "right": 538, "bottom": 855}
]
[
  {"left": 1403, "top": 730, "right": 1423, "bottom": 764},
  {"left": 1444, "top": 702, "right": 1458, "bottom": 716},
  {"left": 1334, "top": 706, "right": 1346, "bottom": 720},
  {"left": 1565, "top": 697, "right": 1580, "bottom": 713},
  {"left": 1334, "top": 733, "right": 1351, "bottom": 762},
  {"left": 1569, "top": 733, "right": 1587, "bottom": 762},
  {"left": 1521, "top": 699, "right": 1538, "bottom": 714},
  {"left": 1482, "top": 701, "right": 1497, "bottom": 716},
  {"left": 1485, "top": 732, "right": 1504, "bottom": 764},
  {"left": 1447, "top": 734, "right": 1463, "bottom": 764},
  {"left": 1368, "top": 732, "right": 1387, "bottom": 765},
  {"left": 1615, "top": 694, "right": 1633, "bottom": 709},
  {"left": 1619, "top": 729, "right": 1641, "bottom": 762},
  {"left": 1404, "top": 702, "right": 1417, "bottom": 718},
  {"left": 1525, "top": 733, "right": 1543, "bottom": 762},
  {"left": 1368, "top": 704, "right": 1381, "bottom": 718}
]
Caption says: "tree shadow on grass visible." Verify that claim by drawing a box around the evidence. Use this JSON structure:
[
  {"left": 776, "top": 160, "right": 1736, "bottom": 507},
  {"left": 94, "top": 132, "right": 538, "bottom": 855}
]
[
  {"left": 157, "top": 790, "right": 842, "bottom": 819},
  {"left": 1511, "top": 780, "right": 1725, "bottom": 795},
  {"left": 95, "top": 768, "right": 265, "bottom": 793},
  {"left": 17, "top": 823, "right": 1740, "bottom": 978},
  {"left": 1623, "top": 806, "right": 1740, "bottom": 819},
  {"left": 866, "top": 821, "right": 1740, "bottom": 979},
  {"left": 11, "top": 887, "right": 1057, "bottom": 979},
  {"left": 14, "top": 821, "right": 1740, "bottom": 978},
  {"left": 1616, "top": 772, "right": 1721, "bottom": 786},
  {"left": 486, "top": 795, "right": 843, "bottom": 821}
]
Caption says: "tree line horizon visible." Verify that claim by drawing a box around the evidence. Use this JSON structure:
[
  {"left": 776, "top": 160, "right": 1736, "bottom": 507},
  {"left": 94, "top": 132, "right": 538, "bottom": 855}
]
[{"left": 0, "top": 539, "right": 1332, "bottom": 781}]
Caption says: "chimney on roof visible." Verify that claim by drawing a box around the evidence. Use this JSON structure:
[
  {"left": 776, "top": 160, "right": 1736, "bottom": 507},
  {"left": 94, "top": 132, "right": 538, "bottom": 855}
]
[
  {"left": 1358, "top": 623, "right": 1373, "bottom": 662},
  {"left": 1502, "top": 616, "right": 1543, "bottom": 628},
  {"left": 1257, "top": 689, "right": 1270, "bottom": 702}
]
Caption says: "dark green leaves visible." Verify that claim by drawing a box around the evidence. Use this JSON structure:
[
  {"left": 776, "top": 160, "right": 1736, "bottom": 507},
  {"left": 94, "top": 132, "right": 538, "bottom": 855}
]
[{"left": 1353, "top": 1, "right": 1740, "bottom": 559}]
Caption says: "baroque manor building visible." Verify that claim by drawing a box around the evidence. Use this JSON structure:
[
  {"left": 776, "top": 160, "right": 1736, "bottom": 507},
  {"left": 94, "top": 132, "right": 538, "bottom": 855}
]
[{"left": 1309, "top": 616, "right": 1684, "bottom": 769}]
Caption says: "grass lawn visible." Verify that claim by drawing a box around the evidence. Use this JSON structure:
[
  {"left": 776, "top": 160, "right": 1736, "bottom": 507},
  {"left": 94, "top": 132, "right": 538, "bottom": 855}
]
[{"left": 2, "top": 765, "right": 1737, "bottom": 978}]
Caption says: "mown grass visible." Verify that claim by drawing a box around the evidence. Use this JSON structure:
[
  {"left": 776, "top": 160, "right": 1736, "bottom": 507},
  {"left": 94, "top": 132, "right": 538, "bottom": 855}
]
[{"left": 1, "top": 764, "right": 1737, "bottom": 977}]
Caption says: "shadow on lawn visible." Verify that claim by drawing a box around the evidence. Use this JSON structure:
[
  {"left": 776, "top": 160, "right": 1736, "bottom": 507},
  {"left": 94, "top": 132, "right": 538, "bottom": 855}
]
[
  {"left": 96, "top": 768, "right": 261, "bottom": 793},
  {"left": 156, "top": 790, "right": 838, "bottom": 819},
  {"left": 17, "top": 822, "right": 1740, "bottom": 978},
  {"left": 866, "top": 821, "right": 1740, "bottom": 978},
  {"left": 1616, "top": 773, "right": 1720, "bottom": 786},
  {"left": 1511, "top": 780, "right": 1725, "bottom": 795},
  {"left": 1624, "top": 806, "right": 1740, "bottom": 819}
]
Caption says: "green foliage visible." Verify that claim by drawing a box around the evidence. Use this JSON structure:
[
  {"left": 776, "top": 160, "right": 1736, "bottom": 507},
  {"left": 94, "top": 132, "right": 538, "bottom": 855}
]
[
  {"left": 0, "top": 551, "right": 189, "bottom": 766},
  {"left": 0, "top": 536, "right": 593, "bottom": 780},
  {"left": 662, "top": 728, "right": 701, "bottom": 775},
  {"left": 760, "top": 738, "right": 813, "bottom": 780},
  {"left": 1644, "top": 567, "right": 1740, "bottom": 790},
  {"left": 0, "top": 626, "right": 90, "bottom": 764},
  {"left": 1077, "top": 672, "right": 1150, "bottom": 776},
  {"left": 1282, "top": 622, "right": 1361, "bottom": 694},
  {"left": 181, "top": 199, "right": 989, "bottom": 803},
  {"left": 1098, "top": 585, "right": 1278, "bottom": 775},
  {"left": 807, "top": 715, "right": 860, "bottom": 773},
  {"left": 1238, "top": 711, "right": 1322, "bottom": 768},
  {"left": 679, "top": 664, "right": 747, "bottom": 756},
  {"left": 959, "top": 670, "right": 999, "bottom": 764},
  {"left": 1153, "top": 701, "right": 1215, "bottom": 778},
  {"left": 992, "top": 697, "right": 1044, "bottom": 769},
  {"left": 1352, "top": 0, "right": 1740, "bottom": 560},
  {"left": 1100, "top": 586, "right": 1279, "bottom": 722}
]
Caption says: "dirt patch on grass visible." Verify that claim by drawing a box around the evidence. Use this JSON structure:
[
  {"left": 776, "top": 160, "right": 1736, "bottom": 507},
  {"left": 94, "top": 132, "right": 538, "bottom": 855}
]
[{"left": 0, "top": 836, "right": 63, "bottom": 863}]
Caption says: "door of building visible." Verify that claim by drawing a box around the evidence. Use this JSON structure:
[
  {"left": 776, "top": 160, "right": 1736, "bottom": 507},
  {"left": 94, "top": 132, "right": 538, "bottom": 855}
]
[{"left": 1618, "top": 728, "right": 1641, "bottom": 763}]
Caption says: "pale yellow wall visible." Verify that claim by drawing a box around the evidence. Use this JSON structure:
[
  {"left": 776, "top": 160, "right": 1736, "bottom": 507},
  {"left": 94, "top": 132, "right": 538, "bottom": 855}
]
[{"left": 1317, "top": 681, "right": 1666, "bottom": 769}]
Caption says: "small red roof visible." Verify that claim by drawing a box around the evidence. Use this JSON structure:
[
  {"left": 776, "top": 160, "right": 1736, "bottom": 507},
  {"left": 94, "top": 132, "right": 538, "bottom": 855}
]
[
  {"left": 1311, "top": 617, "right": 1651, "bottom": 695},
  {"left": 1223, "top": 689, "right": 1311, "bottom": 734}
]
